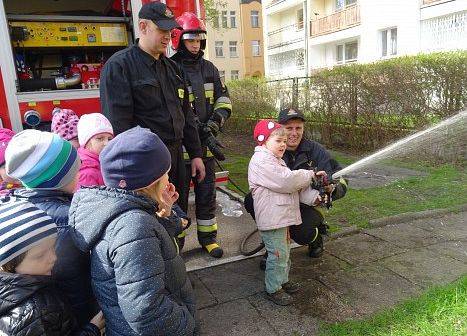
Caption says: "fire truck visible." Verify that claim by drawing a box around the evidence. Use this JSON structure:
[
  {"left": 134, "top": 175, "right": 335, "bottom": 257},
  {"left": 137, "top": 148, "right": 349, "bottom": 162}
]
[{"left": 0, "top": 0, "right": 205, "bottom": 131}]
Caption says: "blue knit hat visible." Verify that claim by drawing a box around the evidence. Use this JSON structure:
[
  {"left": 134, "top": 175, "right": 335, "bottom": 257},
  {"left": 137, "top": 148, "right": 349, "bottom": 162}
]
[
  {"left": 5, "top": 130, "right": 80, "bottom": 189},
  {"left": 100, "top": 126, "right": 171, "bottom": 190},
  {"left": 0, "top": 198, "right": 57, "bottom": 267}
]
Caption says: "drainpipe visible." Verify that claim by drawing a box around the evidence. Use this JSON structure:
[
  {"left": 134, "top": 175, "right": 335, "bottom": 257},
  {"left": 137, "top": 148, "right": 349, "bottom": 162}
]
[{"left": 304, "top": 0, "right": 309, "bottom": 77}]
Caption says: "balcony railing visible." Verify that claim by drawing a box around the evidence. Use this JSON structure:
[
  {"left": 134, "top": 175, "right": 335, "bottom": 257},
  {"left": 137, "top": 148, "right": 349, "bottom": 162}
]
[
  {"left": 310, "top": 4, "right": 360, "bottom": 37},
  {"left": 266, "top": 0, "right": 286, "bottom": 9},
  {"left": 422, "top": 0, "right": 444, "bottom": 5},
  {"left": 268, "top": 23, "right": 304, "bottom": 49}
]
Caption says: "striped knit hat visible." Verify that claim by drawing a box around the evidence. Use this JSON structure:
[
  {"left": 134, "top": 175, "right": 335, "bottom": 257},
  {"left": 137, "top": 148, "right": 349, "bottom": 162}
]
[
  {"left": 0, "top": 198, "right": 57, "bottom": 267},
  {"left": 5, "top": 130, "right": 80, "bottom": 189}
]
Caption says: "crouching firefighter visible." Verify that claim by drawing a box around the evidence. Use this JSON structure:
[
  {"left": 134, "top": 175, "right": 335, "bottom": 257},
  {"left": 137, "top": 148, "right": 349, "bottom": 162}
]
[
  {"left": 171, "top": 12, "right": 232, "bottom": 258},
  {"left": 244, "top": 108, "right": 348, "bottom": 268}
]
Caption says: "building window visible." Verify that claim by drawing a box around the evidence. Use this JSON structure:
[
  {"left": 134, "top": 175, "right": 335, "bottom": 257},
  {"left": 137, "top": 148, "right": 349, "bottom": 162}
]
[
  {"left": 219, "top": 70, "right": 225, "bottom": 81},
  {"left": 381, "top": 28, "right": 397, "bottom": 57},
  {"left": 230, "top": 11, "right": 237, "bottom": 28},
  {"left": 336, "top": 41, "right": 358, "bottom": 63},
  {"left": 213, "top": 15, "right": 219, "bottom": 29},
  {"left": 336, "top": 0, "right": 357, "bottom": 10},
  {"left": 297, "top": 8, "right": 304, "bottom": 30},
  {"left": 229, "top": 41, "right": 238, "bottom": 57},
  {"left": 251, "top": 10, "right": 259, "bottom": 28},
  {"left": 231, "top": 70, "right": 239, "bottom": 80},
  {"left": 252, "top": 40, "right": 261, "bottom": 56},
  {"left": 221, "top": 11, "right": 228, "bottom": 28},
  {"left": 215, "top": 41, "right": 224, "bottom": 57}
]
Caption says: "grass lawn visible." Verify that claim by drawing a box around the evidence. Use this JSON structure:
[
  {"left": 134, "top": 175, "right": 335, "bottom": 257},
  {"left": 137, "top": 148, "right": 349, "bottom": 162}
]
[
  {"left": 218, "top": 152, "right": 467, "bottom": 230},
  {"left": 319, "top": 275, "right": 467, "bottom": 336}
]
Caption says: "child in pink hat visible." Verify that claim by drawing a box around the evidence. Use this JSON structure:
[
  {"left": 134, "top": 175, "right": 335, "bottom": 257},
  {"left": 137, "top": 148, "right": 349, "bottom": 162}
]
[
  {"left": 0, "top": 128, "right": 21, "bottom": 195},
  {"left": 51, "top": 108, "right": 80, "bottom": 148},
  {"left": 248, "top": 120, "right": 326, "bottom": 306},
  {"left": 77, "top": 113, "right": 114, "bottom": 188}
]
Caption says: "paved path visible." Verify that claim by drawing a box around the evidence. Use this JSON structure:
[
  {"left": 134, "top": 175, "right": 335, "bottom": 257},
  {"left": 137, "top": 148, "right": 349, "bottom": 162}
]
[{"left": 190, "top": 211, "right": 467, "bottom": 336}]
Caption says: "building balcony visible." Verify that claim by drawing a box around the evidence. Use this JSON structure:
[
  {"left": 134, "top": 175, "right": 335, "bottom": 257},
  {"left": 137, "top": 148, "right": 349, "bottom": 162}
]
[
  {"left": 267, "top": 23, "right": 305, "bottom": 50},
  {"left": 310, "top": 4, "right": 360, "bottom": 37},
  {"left": 265, "top": 0, "right": 303, "bottom": 15}
]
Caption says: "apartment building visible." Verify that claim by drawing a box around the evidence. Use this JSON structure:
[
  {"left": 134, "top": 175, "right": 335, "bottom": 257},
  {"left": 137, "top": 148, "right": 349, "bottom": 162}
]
[
  {"left": 263, "top": 0, "right": 467, "bottom": 78},
  {"left": 241, "top": 0, "right": 265, "bottom": 77},
  {"left": 205, "top": 0, "right": 244, "bottom": 81},
  {"left": 263, "top": 0, "right": 308, "bottom": 79},
  {"left": 205, "top": 0, "right": 265, "bottom": 81}
]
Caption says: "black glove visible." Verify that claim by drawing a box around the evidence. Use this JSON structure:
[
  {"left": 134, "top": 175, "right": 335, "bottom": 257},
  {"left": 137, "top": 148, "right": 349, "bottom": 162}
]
[
  {"left": 206, "top": 119, "right": 220, "bottom": 137},
  {"left": 204, "top": 133, "right": 225, "bottom": 161}
]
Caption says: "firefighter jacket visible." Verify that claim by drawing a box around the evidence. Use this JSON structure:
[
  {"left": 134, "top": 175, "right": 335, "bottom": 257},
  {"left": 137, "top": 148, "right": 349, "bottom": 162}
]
[
  {"left": 171, "top": 50, "right": 232, "bottom": 126},
  {"left": 100, "top": 41, "right": 202, "bottom": 159}
]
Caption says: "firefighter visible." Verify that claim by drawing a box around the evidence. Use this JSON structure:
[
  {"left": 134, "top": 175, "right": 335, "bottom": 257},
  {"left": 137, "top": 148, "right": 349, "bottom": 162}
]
[
  {"left": 278, "top": 108, "right": 348, "bottom": 257},
  {"left": 171, "top": 12, "right": 232, "bottom": 258}
]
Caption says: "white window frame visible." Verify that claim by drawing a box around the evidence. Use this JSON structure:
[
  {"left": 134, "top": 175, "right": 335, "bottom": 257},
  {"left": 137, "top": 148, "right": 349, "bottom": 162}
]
[
  {"left": 381, "top": 27, "right": 397, "bottom": 57},
  {"left": 215, "top": 41, "right": 224, "bottom": 57},
  {"left": 251, "top": 10, "right": 260, "bottom": 28},
  {"left": 336, "top": 40, "right": 358, "bottom": 64},
  {"left": 251, "top": 40, "right": 261, "bottom": 56},
  {"left": 230, "top": 11, "right": 237, "bottom": 28},
  {"left": 336, "top": 0, "right": 357, "bottom": 11},
  {"left": 229, "top": 41, "right": 238, "bottom": 57},
  {"left": 231, "top": 70, "right": 239, "bottom": 80},
  {"left": 221, "top": 11, "right": 228, "bottom": 28}
]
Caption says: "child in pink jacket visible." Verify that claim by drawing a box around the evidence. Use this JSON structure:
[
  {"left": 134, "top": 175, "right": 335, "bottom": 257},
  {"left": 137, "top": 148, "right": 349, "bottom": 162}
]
[
  {"left": 77, "top": 113, "right": 114, "bottom": 188},
  {"left": 248, "top": 120, "right": 326, "bottom": 306}
]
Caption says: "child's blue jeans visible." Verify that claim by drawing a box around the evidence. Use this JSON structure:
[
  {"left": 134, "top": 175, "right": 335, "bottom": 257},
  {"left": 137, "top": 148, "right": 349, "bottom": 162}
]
[{"left": 259, "top": 227, "right": 291, "bottom": 294}]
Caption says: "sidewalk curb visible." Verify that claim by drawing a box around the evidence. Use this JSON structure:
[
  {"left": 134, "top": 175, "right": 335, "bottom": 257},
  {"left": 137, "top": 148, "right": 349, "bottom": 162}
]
[{"left": 368, "top": 203, "right": 467, "bottom": 228}]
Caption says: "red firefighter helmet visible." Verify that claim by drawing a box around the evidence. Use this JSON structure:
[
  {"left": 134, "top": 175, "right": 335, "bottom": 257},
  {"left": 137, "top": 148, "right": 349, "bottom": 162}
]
[{"left": 171, "top": 12, "right": 207, "bottom": 50}]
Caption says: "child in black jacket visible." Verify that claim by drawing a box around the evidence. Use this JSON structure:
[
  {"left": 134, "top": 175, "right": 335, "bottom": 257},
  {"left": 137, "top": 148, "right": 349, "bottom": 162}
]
[{"left": 0, "top": 198, "right": 104, "bottom": 335}]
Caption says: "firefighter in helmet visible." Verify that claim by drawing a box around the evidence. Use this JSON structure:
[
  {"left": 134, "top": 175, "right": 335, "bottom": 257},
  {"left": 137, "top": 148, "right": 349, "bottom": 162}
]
[{"left": 171, "top": 12, "right": 232, "bottom": 258}]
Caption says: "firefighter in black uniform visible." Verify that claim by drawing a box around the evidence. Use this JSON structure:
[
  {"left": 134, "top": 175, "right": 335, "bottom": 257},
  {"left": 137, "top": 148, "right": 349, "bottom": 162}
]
[
  {"left": 100, "top": 2, "right": 205, "bottom": 203},
  {"left": 171, "top": 12, "right": 232, "bottom": 258}
]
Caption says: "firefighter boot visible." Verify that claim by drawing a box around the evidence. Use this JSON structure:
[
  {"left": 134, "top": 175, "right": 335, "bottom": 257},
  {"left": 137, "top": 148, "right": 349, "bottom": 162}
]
[
  {"left": 308, "top": 230, "right": 324, "bottom": 258},
  {"left": 197, "top": 218, "right": 224, "bottom": 258}
]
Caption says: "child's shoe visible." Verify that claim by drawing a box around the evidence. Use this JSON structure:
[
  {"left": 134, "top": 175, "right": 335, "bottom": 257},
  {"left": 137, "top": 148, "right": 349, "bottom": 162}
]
[
  {"left": 282, "top": 281, "right": 300, "bottom": 294},
  {"left": 266, "top": 289, "right": 294, "bottom": 306}
]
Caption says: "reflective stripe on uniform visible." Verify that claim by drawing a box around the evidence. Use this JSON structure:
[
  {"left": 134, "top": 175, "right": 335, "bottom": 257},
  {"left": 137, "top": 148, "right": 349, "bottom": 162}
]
[
  {"left": 197, "top": 218, "right": 217, "bottom": 226},
  {"left": 204, "top": 243, "right": 220, "bottom": 253},
  {"left": 197, "top": 223, "right": 218, "bottom": 233},
  {"left": 339, "top": 177, "right": 348, "bottom": 187},
  {"left": 177, "top": 230, "right": 187, "bottom": 238},
  {"left": 214, "top": 96, "right": 232, "bottom": 111},
  {"left": 178, "top": 88, "right": 184, "bottom": 99},
  {"left": 204, "top": 83, "right": 214, "bottom": 102},
  {"left": 183, "top": 150, "right": 213, "bottom": 160},
  {"left": 187, "top": 86, "right": 195, "bottom": 102},
  {"left": 310, "top": 227, "right": 319, "bottom": 243},
  {"left": 204, "top": 83, "right": 214, "bottom": 90}
]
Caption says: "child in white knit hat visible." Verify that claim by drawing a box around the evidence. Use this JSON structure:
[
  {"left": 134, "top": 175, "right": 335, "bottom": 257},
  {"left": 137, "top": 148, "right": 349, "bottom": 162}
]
[
  {"left": 0, "top": 198, "right": 105, "bottom": 334},
  {"left": 77, "top": 113, "right": 114, "bottom": 188}
]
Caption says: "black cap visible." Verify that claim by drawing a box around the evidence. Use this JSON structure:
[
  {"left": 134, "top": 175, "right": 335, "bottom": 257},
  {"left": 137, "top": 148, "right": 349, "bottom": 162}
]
[
  {"left": 277, "top": 108, "right": 306, "bottom": 124},
  {"left": 138, "top": 2, "right": 179, "bottom": 30}
]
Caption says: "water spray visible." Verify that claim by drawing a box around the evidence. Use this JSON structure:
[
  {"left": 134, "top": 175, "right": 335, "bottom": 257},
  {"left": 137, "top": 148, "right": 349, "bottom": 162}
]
[{"left": 332, "top": 109, "right": 467, "bottom": 179}]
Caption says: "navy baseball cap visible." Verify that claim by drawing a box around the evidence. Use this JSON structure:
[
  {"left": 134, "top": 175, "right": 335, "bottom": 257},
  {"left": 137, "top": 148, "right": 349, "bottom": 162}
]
[
  {"left": 277, "top": 108, "right": 306, "bottom": 124},
  {"left": 138, "top": 2, "right": 180, "bottom": 30}
]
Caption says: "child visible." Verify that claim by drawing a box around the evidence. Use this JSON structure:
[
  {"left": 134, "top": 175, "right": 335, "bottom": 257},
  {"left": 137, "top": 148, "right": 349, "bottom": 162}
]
[
  {"left": 77, "top": 113, "right": 114, "bottom": 188},
  {"left": 5, "top": 130, "right": 99, "bottom": 327},
  {"left": 69, "top": 127, "right": 196, "bottom": 335},
  {"left": 248, "top": 120, "right": 325, "bottom": 306},
  {"left": 0, "top": 198, "right": 104, "bottom": 335},
  {"left": 51, "top": 108, "right": 80, "bottom": 148},
  {"left": 0, "top": 128, "right": 21, "bottom": 195}
]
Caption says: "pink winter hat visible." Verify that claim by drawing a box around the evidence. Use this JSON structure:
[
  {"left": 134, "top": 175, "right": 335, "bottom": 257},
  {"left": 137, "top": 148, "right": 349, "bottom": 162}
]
[
  {"left": 0, "top": 128, "right": 15, "bottom": 166},
  {"left": 51, "top": 108, "right": 79, "bottom": 141},
  {"left": 77, "top": 113, "right": 114, "bottom": 147}
]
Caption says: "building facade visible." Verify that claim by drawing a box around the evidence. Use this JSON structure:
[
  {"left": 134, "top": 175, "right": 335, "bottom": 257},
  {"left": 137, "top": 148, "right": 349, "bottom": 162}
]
[
  {"left": 263, "top": 0, "right": 467, "bottom": 79},
  {"left": 205, "top": 0, "right": 245, "bottom": 81},
  {"left": 241, "top": 0, "right": 265, "bottom": 77}
]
